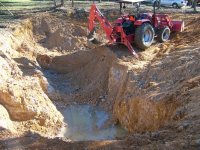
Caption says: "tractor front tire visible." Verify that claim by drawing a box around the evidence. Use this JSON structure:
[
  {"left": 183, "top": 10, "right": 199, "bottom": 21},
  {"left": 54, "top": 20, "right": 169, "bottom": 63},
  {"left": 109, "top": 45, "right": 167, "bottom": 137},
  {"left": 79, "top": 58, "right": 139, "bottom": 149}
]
[
  {"left": 157, "top": 26, "right": 171, "bottom": 42},
  {"left": 135, "top": 23, "right": 155, "bottom": 50}
]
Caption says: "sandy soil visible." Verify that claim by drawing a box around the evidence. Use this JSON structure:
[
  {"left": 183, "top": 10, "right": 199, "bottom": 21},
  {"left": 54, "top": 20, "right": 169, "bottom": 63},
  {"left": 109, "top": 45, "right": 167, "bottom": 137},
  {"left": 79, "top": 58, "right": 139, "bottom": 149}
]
[{"left": 0, "top": 7, "right": 200, "bottom": 149}]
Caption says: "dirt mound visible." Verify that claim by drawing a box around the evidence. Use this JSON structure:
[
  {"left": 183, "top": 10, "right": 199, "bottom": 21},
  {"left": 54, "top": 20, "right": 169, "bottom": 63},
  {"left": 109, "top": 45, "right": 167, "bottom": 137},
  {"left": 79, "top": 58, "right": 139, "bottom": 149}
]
[
  {"left": 32, "top": 14, "right": 88, "bottom": 52},
  {"left": 114, "top": 46, "right": 200, "bottom": 132},
  {"left": 180, "top": 16, "right": 200, "bottom": 41},
  {"left": 0, "top": 105, "right": 14, "bottom": 132},
  {"left": 0, "top": 19, "right": 64, "bottom": 137},
  {"left": 168, "top": 16, "right": 200, "bottom": 50}
]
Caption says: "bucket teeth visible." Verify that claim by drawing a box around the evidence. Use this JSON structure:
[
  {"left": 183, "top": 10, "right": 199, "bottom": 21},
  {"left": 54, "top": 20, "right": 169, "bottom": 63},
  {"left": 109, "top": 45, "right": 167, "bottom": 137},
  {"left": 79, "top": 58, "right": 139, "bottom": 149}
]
[{"left": 87, "top": 28, "right": 96, "bottom": 41}]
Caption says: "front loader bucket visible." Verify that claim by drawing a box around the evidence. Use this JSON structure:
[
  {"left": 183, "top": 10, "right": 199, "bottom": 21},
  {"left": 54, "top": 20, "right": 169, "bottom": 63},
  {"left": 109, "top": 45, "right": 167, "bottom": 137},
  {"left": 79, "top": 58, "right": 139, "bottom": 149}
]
[{"left": 171, "top": 21, "right": 184, "bottom": 32}]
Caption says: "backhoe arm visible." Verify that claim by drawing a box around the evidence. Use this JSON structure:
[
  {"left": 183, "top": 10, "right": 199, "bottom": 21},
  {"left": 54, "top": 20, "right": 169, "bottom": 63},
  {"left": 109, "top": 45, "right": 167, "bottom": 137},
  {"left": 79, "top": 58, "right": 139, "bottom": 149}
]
[{"left": 88, "top": 4, "right": 114, "bottom": 43}]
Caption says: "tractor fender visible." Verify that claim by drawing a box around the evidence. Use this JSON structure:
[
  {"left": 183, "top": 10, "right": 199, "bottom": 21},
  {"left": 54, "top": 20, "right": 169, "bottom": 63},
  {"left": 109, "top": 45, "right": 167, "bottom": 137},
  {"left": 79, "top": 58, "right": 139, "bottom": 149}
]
[{"left": 134, "top": 19, "right": 151, "bottom": 26}]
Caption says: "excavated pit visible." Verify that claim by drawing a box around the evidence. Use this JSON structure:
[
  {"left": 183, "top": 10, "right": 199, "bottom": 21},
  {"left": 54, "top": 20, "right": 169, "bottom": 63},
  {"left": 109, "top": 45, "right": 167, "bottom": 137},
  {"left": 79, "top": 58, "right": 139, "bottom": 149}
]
[
  {"left": 36, "top": 47, "right": 129, "bottom": 140},
  {"left": 0, "top": 12, "right": 200, "bottom": 149},
  {"left": 1, "top": 14, "right": 133, "bottom": 141},
  {"left": 30, "top": 14, "right": 179, "bottom": 136}
]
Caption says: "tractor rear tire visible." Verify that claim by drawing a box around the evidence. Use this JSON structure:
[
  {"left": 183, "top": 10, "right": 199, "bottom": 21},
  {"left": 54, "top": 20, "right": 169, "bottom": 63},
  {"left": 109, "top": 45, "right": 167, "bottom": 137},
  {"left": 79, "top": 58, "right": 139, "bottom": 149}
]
[
  {"left": 157, "top": 26, "right": 171, "bottom": 42},
  {"left": 135, "top": 23, "right": 155, "bottom": 50}
]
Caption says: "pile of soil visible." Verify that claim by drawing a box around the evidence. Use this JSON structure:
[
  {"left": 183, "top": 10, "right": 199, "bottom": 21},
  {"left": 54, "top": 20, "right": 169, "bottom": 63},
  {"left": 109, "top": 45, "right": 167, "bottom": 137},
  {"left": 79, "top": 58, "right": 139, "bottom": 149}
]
[
  {"left": 176, "top": 15, "right": 200, "bottom": 45},
  {"left": 0, "top": 19, "right": 64, "bottom": 138},
  {"left": 32, "top": 14, "right": 88, "bottom": 52}
]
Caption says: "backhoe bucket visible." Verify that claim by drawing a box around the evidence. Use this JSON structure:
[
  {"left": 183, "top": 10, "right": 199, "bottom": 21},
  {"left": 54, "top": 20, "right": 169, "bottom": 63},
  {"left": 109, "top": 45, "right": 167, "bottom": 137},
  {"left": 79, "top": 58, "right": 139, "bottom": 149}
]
[{"left": 87, "top": 28, "right": 96, "bottom": 41}]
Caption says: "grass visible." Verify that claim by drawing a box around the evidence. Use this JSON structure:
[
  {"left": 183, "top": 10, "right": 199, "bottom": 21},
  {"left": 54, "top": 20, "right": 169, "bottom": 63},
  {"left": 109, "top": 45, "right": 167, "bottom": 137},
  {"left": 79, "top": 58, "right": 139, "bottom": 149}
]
[
  {"left": 0, "top": 0, "right": 115, "bottom": 12},
  {"left": 0, "top": 0, "right": 53, "bottom": 24},
  {"left": 0, "top": 0, "right": 53, "bottom": 11},
  {"left": 0, "top": 0, "right": 199, "bottom": 23},
  {"left": 1, "top": 0, "right": 31, "bottom": 1}
]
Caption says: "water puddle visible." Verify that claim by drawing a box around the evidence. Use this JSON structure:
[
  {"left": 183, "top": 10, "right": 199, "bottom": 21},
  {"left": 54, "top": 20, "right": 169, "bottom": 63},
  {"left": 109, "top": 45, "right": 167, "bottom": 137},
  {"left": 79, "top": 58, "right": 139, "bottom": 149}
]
[{"left": 60, "top": 105, "right": 128, "bottom": 141}]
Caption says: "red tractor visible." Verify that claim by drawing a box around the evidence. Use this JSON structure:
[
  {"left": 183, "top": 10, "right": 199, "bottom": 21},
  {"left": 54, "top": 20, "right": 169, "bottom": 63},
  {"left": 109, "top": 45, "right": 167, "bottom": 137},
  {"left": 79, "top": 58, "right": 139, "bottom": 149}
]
[{"left": 88, "top": 2, "right": 184, "bottom": 58}]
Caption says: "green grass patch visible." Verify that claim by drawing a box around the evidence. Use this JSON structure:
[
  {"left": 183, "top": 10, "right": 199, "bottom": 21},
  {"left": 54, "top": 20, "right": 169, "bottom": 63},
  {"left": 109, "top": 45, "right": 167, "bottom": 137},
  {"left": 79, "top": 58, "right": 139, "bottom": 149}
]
[
  {"left": 0, "top": 0, "right": 31, "bottom": 2},
  {"left": 0, "top": 0, "right": 53, "bottom": 11}
]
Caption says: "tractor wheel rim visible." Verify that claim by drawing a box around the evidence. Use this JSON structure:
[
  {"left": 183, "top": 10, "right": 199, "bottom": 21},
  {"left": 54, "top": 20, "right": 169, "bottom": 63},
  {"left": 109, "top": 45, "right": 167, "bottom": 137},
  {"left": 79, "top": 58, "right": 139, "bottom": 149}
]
[
  {"left": 163, "top": 29, "right": 170, "bottom": 40},
  {"left": 143, "top": 29, "right": 153, "bottom": 45}
]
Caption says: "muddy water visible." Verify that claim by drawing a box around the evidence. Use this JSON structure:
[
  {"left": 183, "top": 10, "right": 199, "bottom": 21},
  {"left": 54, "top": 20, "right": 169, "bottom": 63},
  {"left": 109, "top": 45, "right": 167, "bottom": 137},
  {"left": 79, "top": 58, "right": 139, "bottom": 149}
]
[{"left": 60, "top": 105, "right": 128, "bottom": 141}]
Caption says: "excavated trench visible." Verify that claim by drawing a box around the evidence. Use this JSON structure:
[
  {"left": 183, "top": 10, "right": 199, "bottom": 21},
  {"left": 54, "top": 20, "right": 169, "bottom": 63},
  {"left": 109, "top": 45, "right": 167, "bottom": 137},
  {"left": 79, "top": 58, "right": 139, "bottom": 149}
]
[
  {"left": 0, "top": 15, "right": 179, "bottom": 139},
  {"left": 0, "top": 15, "right": 133, "bottom": 140},
  {"left": 1, "top": 13, "right": 200, "bottom": 147},
  {"left": 36, "top": 48, "right": 129, "bottom": 140},
  {"left": 37, "top": 48, "right": 157, "bottom": 141}
]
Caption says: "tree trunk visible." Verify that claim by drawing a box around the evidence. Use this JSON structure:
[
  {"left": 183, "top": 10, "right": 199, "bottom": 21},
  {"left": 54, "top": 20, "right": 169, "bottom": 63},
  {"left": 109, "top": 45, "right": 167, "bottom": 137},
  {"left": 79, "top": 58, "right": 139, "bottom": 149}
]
[
  {"left": 61, "top": 0, "right": 64, "bottom": 6},
  {"left": 193, "top": 0, "right": 197, "bottom": 12},
  {"left": 120, "top": 3, "right": 122, "bottom": 14},
  {"left": 53, "top": 0, "right": 56, "bottom": 7}
]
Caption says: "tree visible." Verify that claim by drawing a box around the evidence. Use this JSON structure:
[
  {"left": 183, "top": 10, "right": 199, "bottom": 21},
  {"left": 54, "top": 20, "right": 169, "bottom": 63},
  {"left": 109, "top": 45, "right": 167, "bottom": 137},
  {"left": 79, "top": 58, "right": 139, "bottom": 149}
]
[
  {"left": 53, "top": 0, "right": 65, "bottom": 7},
  {"left": 61, "top": 0, "right": 64, "bottom": 6},
  {"left": 53, "top": 0, "right": 56, "bottom": 7},
  {"left": 193, "top": 0, "right": 197, "bottom": 12},
  {"left": 72, "top": 0, "right": 74, "bottom": 7}
]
